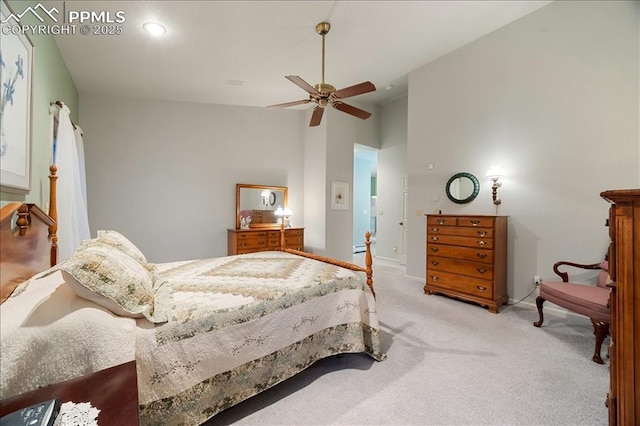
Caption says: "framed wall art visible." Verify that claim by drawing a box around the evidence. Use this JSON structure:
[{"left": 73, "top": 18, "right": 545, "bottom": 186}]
[
  {"left": 330, "top": 181, "right": 349, "bottom": 211},
  {"left": 0, "top": 0, "right": 34, "bottom": 193}
]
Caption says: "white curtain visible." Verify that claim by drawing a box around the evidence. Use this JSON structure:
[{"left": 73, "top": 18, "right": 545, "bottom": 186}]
[{"left": 53, "top": 104, "right": 90, "bottom": 262}]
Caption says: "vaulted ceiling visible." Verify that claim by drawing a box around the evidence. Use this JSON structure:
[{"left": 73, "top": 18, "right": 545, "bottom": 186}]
[{"left": 50, "top": 1, "right": 552, "bottom": 108}]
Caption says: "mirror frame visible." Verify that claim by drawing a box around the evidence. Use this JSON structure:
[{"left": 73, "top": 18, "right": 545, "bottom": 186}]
[
  {"left": 236, "top": 183, "right": 288, "bottom": 229},
  {"left": 445, "top": 172, "right": 480, "bottom": 204}
]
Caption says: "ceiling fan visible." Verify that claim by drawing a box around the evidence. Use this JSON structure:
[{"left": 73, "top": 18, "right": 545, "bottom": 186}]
[{"left": 267, "top": 22, "right": 376, "bottom": 127}]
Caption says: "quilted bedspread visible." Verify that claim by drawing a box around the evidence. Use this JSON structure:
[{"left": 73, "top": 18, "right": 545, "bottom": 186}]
[{"left": 136, "top": 251, "right": 385, "bottom": 425}]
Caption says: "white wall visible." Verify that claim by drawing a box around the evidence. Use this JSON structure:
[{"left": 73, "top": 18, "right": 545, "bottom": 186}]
[
  {"left": 406, "top": 1, "right": 639, "bottom": 301},
  {"left": 80, "top": 94, "right": 304, "bottom": 262},
  {"left": 302, "top": 103, "right": 380, "bottom": 261},
  {"left": 377, "top": 96, "right": 408, "bottom": 260}
]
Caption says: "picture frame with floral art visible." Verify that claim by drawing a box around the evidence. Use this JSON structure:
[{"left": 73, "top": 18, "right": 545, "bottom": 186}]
[
  {"left": 0, "top": 0, "right": 34, "bottom": 194},
  {"left": 330, "top": 181, "right": 349, "bottom": 211}
]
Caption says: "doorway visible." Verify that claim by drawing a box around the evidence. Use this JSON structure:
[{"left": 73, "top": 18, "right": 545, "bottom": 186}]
[{"left": 353, "top": 145, "right": 378, "bottom": 256}]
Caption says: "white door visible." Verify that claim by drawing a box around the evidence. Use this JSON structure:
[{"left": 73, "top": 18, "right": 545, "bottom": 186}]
[{"left": 398, "top": 177, "right": 408, "bottom": 265}]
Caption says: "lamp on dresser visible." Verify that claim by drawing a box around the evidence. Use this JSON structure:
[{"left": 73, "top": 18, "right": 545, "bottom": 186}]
[{"left": 275, "top": 206, "right": 293, "bottom": 228}]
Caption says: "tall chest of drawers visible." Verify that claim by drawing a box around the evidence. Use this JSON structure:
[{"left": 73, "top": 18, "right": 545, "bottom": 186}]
[
  {"left": 600, "top": 189, "right": 640, "bottom": 426},
  {"left": 424, "top": 214, "right": 508, "bottom": 313},
  {"left": 227, "top": 227, "right": 304, "bottom": 255}
]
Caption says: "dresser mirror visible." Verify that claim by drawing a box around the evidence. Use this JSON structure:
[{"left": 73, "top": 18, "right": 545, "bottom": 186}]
[
  {"left": 236, "top": 184, "right": 288, "bottom": 229},
  {"left": 445, "top": 172, "right": 480, "bottom": 204}
]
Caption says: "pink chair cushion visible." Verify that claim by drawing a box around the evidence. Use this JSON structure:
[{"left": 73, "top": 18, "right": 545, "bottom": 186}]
[
  {"left": 539, "top": 282, "right": 610, "bottom": 322},
  {"left": 596, "top": 270, "right": 612, "bottom": 288}
]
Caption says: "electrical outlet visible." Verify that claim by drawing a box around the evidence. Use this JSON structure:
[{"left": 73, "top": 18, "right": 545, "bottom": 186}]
[{"left": 534, "top": 276, "right": 541, "bottom": 286}]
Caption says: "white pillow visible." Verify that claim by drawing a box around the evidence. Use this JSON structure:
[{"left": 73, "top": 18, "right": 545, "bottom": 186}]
[{"left": 55, "top": 243, "right": 165, "bottom": 323}]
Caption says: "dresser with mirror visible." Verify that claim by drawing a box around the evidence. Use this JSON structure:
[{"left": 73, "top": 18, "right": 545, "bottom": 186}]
[{"left": 227, "top": 183, "right": 304, "bottom": 255}]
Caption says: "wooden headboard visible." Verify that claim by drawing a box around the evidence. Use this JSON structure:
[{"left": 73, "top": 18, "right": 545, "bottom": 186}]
[{"left": 0, "top": 166, "right": 58, "bottom": 303}]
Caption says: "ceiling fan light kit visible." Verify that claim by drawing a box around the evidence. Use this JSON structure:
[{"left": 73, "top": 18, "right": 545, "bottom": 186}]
[{"left": 267, "top": 21, "right": 376, "bottom": 127}]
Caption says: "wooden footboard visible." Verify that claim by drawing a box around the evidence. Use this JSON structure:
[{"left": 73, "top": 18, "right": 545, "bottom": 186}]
[{"left": 285, "top": 231, "right": 375, "bottom": 296}]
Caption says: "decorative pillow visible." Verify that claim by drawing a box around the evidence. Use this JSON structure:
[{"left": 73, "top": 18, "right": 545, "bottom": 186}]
[
  {"left": 55, "top": 243, "right": 165, "bottom": 323},
  {"left": 93, "top": 230, "right": 149, "bottom": 268}
]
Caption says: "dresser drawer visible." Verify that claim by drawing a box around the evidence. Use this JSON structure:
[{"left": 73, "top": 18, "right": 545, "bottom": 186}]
[
  {"left": 236, "top": 231, "right": 269, "bottom": 240},
  {"left": 426, "top": 270, "right": 493, "bottom": 299},
  {"left": 426, "top": 216, "right": 458, "bottom": 227},
  {"left": 456, "top": 216, "right": 495, "bottom": 228},
  {"left": 426, "top": 243, "right": 494, "bottom": 264},
  {"left": 427, "top": 256, "right": 494, "bottom": 280},
  {"left": 426, "top": 215, "right": 494, "bottom": 228},
  {"left": 237, "top": 238, "right": 268, "bottom": 250},
  {"left": 285, "top": 229, "right": 304, "bottom": 237},
  {"left": 427, "top": 225, "right": 494, "bottom": 238},
  {"left": 285, "top": 236, "right": 304, "bottom": 246},
  {"left": 427, "top": 234, "right": 494, "bottom": 250}
]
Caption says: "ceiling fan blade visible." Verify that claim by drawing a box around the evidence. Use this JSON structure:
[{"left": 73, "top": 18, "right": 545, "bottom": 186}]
[
  {"left": 309, "top": 106, "right": 324, "bottom": 127},
  {"left": 286, "top": 75, "right": 319, "bottom": 95},
  {"left": 332, "top": 81, "right": 376, "bottom": 99},
  {"left": 333, "top": 102, "right": 372, "bottom": 120},
  {"left": 266, "top": 99, "right": 311, "bottom": 109}
]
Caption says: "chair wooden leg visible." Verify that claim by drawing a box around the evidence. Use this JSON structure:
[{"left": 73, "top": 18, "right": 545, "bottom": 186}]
[
  {"left": 591, "top": 319, "right": 609, "bottom": 364},
  {"left": 533, "top": 296, "right": 545, "bottom": 327}
]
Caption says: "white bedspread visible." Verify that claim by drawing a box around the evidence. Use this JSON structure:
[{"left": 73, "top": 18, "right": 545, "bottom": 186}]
[
  {"left": 0, "top": 270, "right": 137, "bottom": 399},
  {"left": 136, "top": 251, "right": 384, "bottom": 425},
  {"left": 0, "top": 251, "right": 384, "bottom": 425}
]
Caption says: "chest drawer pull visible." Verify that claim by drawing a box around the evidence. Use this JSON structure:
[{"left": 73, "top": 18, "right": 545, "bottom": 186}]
[
  {"left": 476, "top": 253, "right": 487, "bottom": 259},
  {"left": 477, "top": 241, "right": 486, "bottom": 246},
  {"left": 431, "top": 227, "right": 439, "bottom": 232},
  {"left": 431, "top": 236, "right": 439, "bottom": 241},
  {"left": 431, "top": 261, "right": 439, "bottom": 266},
  {"left": 476, "top": 285, "right": 487, "bottom": 291},
  {"left": 431, "top": 276, "right": 439, "bottom": 281},
  {"left": 477, "top": 268, "right": 487, "bottom": 274},
  {"left": 477, "top": 231, "right": 487, "bottom": 237},
  {"left": 431, "top": 247, "right": 439, "bottom": 252},
  {"left": 437, "top": 219, "right": 446, "bottom": 225},
  {"left": 470, "top": 220, "right": 480, "bottom": 226}
]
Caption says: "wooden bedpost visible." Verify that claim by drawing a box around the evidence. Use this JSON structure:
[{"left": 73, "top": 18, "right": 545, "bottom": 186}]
[
  {"left": 48, "top": 164, "right": 58, "bottom": 266},
  {"left": 280, "top": 222, "right": 285, "bottom": 251},
  {"left": 283, "top": 231, "right": 376, "bottom": 297},
  {"left": 364, "top": 231, "right": 374, "bottom": 297}
]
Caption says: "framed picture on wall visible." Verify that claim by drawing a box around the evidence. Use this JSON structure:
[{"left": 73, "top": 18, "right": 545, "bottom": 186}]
[
  {"left": 0, "top": 0, "right": 34, "bottom": 194},
  {"left": 330, "top": 181, "right": 349, "bottom": 210}
]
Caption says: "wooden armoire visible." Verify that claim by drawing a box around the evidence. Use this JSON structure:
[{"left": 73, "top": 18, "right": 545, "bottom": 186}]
[{"left": 600, "top": 189, "right": 639, "bottom": 425}]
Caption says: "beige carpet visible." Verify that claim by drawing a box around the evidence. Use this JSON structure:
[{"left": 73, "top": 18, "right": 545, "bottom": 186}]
[{"left": 210, "top": 256, "right": 609, "bottom": 425}]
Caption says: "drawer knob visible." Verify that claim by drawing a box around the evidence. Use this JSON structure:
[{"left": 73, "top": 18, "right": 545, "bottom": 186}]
[
  {"left": 431, "top": 276, "right": 439, "bottom": 281},
  {"left": 477, "top": 231, "right": 487, "bottom": 237},
  {"left": 477, "top": 268, "right": 487, "bottom": 274},
  {"left": 431, "top": 261, "right": 439, "bottom": 266},
  {"left": 476, "top": 285, "right": 487, "bottom": 291},
  {"left": 437, "top": 219, "right": 445, "bottom": 225},
  {"left": 477, "top": 253, "right": 487, "bottom": 259},
  {"left": 431, "top": 227, "right": 439, "bottom": 232},
  {"left": 431, "top": 247, "right": 439, "bottom": 252},
  {"left": 477, "top": 241, "right": 486, "bottom": 246},
  {"left": 431, "top": 236, "right": 439, "bottom": 241},
  {"left": 470, "top": 219, "right": 480, "bottom": 226}
]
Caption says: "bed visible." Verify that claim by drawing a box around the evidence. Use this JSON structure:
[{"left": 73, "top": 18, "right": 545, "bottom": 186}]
[{"left": 0, "top": 168, "right": 385, "bottom": 425}]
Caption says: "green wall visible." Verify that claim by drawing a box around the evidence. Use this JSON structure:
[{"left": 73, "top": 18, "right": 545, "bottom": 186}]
[{"left": 1, "top": 0, "right": 78, "bottom": 207}]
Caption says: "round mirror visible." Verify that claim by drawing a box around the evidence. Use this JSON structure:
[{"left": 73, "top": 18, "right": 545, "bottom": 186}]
[{"left": 445, "top": 172, "right": 480, "bottom": 204}]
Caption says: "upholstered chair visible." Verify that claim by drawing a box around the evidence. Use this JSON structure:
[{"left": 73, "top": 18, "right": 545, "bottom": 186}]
[{"left": 533, "top": 259, "right": 612, "bottom": 364}]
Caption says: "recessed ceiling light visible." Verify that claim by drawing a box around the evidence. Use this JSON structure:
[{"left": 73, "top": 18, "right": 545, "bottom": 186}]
[{"left": 143, "top": 22, "right": 166, "bottom": 36}]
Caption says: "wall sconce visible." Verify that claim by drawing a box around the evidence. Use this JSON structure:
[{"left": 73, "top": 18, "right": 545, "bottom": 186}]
[
  {"left": 261, "top": 190, "right": 270, "bottom": 206},
  {"left": 486, "top": 165, "right": 504, "bottom": 205},
  {"left": 275, "top": 206, "right": 293, "bottom": 228}
]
